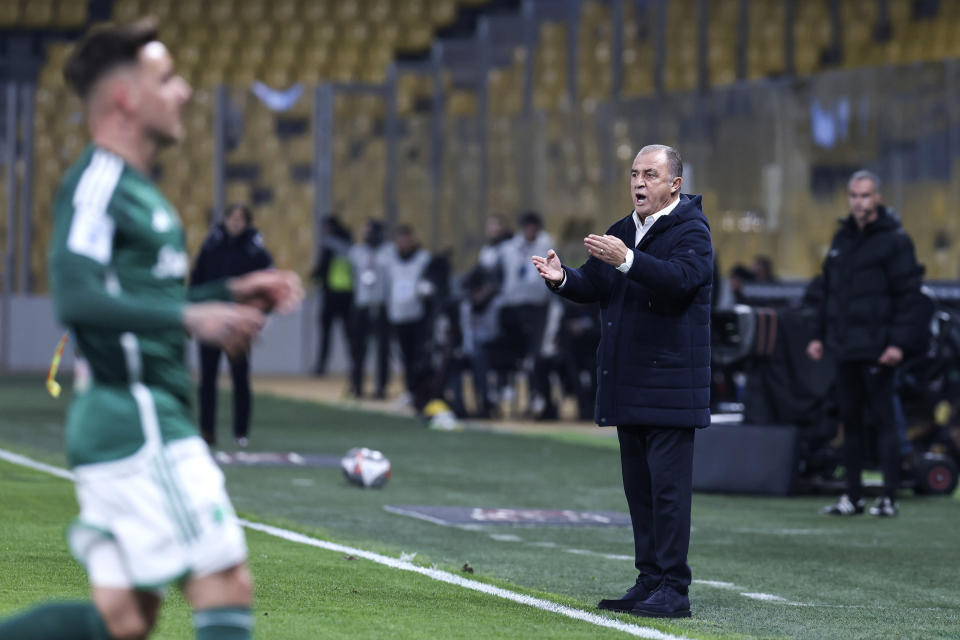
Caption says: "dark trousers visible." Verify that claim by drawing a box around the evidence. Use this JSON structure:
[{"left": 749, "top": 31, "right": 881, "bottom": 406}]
[
  {"left": 617, "top": 425, "right": 695, "bottom": 593},
  {"left": 316, "top": 290, "right": 353, "bottom": 373},
  {"left": 393, "top": 319, "right": 427, "bottom": 394},
  {"left": 349, "top": 304, "right": 390, "bottom": 396},
  {"left": 198, "top": 345, "right": 251, "bottom": 443},
  {"left": 836, "top": 361, "right": 901, "bottom": 500}
]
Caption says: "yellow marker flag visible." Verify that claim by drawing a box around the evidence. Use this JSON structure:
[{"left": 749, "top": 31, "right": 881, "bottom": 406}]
[{"left": 46, "top": 333, "right": 69, "bottom": 398}]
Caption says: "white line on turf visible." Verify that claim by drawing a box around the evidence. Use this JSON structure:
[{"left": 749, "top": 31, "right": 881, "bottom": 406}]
[
  {"left": 692, "top": 580, "right": 810, "bottom": 606},
  {"left": 239, "top": 519, "right": 693, "bottom": 640},
  {"left": 0, "top": 449, "right": 74, "bottom": 480},
  {"left": 0, "top": 449, "right": 691, "bottom": 640}
]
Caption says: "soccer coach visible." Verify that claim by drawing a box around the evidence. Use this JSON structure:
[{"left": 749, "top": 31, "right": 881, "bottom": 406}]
[{"left": 533, "top": 144, "right": 713, "bottom": 618}]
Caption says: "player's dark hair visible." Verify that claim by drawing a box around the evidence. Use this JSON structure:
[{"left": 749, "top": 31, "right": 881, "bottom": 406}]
[
  {"left": 64, "top": 18, "right": 159, "bottom": 100},
  {"left": 518, "top": 210, "right": 542, "bottom": 228}
]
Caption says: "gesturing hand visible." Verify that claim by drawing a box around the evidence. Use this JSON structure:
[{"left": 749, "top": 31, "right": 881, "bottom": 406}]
[
  {"left": 584, "top": 234, "right": 628, "bottom": 267},
  {"left": 878, "top": 345, "right": 903, "bottom": 367},
  {"left": 229, "top": 269, "right": 304, "bottom": 314},
  {"left": 183, "top": 302, "right": 267, "bottom": 358},
  {"left": 532, "top": 249, "right": 564, "bottom": 284}
]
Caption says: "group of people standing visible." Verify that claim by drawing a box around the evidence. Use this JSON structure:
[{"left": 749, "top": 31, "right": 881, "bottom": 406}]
[
  {"left": 312, "top": 217, "right": 437, "bottom": 403},
  {"left": 310, "top": 208, "right": 606, "bottom": 422}
]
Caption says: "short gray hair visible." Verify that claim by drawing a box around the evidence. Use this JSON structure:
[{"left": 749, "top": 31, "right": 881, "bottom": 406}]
[
  {"left": 848, "top": 169, "right": 881, "bottom": 192},
  {"left": 637, "top": 144, "right": 682, "bottom": 180}
]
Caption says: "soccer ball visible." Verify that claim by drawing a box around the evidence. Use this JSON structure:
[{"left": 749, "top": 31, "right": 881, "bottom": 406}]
[{"left": 341, "top": 447, "right": 391, "bottom": 488}]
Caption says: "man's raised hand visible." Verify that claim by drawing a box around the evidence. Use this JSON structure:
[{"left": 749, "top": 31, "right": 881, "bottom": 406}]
[{"left": 532, "top": 249, "right": 564, "bottom": 284}]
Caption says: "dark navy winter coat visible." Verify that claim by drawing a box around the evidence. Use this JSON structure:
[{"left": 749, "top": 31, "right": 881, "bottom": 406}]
[
  {"left": 552, "top": 194, "right": 713, "bottom": 428},
  {"left": 191, "top": 225, "right": 273, "bottom": 285}
]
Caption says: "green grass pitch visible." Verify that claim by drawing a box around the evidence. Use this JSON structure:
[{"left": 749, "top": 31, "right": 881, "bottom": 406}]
[{"left": 1, "top": 375, "right": 958, "bottom": 639}]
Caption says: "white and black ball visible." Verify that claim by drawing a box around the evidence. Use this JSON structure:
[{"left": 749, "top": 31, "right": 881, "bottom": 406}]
[{"left": 340, "top": 447, "right": 391, "bottom": 488}]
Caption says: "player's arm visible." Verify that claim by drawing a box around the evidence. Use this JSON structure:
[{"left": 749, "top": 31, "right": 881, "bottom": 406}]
[{"left": 49, "top": 202, "right": 186, "bottom": 331}]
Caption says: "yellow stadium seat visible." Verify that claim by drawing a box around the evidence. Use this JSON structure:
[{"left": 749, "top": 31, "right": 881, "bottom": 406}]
[
  {"left": 22, "top": 0, "right": 55, "bottom": 27},
  {"left": 54, "top": 0, "right": 87, "bottom": 28},
  {"left": 0, "top": 0, "right": 21, "bottom": 26}
]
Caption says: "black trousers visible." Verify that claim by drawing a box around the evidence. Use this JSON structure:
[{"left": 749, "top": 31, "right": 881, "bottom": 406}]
[
  {"left": 349, "top": 304, "right": 390, "bottom": 396},
  {"left": 198, "top": 345, "right": 251, "bottom": 443},
  {"left": 393, "top": 319, "right": 427, "bottom": 394},
  {"left": 316, "top": 290, "right": 353, "bottom": 373},
  {"left": 836, "top": 361, "right": 901, "bottom": 500},
  {"left": 617, "top": 425, "right": 695, "bottom": 593}
]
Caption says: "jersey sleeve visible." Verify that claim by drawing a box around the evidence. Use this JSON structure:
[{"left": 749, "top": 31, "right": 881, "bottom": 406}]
[
  {"left": 49, "top": 181, "right": 185, "bottom": 332},
  {"left": 187, "top": 278, "right": 233, "bottom": 302}
]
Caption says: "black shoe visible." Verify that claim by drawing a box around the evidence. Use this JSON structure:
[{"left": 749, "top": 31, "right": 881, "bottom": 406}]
[
  {"left": 820, "top": 494, "right": 865, "bottom": 516},
  {"left": 629, "top": 584, "right": 691, "bottom": 618},
  {"left": 597, "top": 580, "right": 656, "bottom": 612}
]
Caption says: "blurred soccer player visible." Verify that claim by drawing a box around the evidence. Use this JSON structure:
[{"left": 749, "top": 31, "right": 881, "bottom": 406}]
[{"left": 0, "top": 19, "right": 302, "bottom": 640}]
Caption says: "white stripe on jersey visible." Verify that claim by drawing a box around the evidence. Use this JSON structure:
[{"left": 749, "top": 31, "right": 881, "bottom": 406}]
[{"left": 66, "top": 150, "right": 124, "bottom": 265}]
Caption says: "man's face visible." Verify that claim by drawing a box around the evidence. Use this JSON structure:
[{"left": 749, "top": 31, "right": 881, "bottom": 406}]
[
  {"left": 395, "top": 232, "right": 415, "bottom": 253},
  {"left": 848, "top": 177, "right": 880, "bottom": 224},
  {"left": 224, "top": 207, "right": 247, "bottom": 237},
  {"left": 132, "top": 41, "right": 191, "bottom": 146},
  {"left": 485, "top": 216, "right": 504, "bottom": 240},
  {"left": 631, "top": 151, "right": 681, "bottom": 218},
  {"left": 521, "top": 222, "right": 539, "bottom": 242}
]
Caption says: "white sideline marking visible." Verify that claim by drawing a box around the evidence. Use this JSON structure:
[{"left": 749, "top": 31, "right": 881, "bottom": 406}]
[
  {"left": 740, "top": 593, "right": 799, "bottom": 604},
  {"left": 241, "top": 520, "right": 693, "bottom": 640},
  {"left": 693, "top": 580, "right": 736, "bottom": 589},
  {"left": 693, "top": 580, "right": 809, "bottom": 607},
  {"left": 0, "top": 449, "right": 74, "bottom": 480},
  {"left": 0, "top": 449, "right": 691, "bottom": 640}
]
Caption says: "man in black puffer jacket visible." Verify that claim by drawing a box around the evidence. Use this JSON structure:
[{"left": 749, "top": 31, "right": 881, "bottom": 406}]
[
  {"left": 808, "top": 170, "right": 928, "bottom": 518},
  {"left": 191, "top": 204, "right": 273, "bottom": 447}
]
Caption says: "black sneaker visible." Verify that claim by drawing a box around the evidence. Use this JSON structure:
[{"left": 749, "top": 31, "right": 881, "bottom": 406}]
[
  {"left": 598, "top": 580, "right": 657, "bottom": 612},
  {"left": 868, "top": 496, "right": 898, "bottom": 517},
  {"left": 820, "top": 494, "right": 865, "bottom": 515}
]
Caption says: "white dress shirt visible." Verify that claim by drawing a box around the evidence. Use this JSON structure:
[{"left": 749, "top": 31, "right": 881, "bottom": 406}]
[
  {"left": 616, "top": 196, "right": 681, "bottom": 273},
  {"left": 555, "top": 196, "right": 680, "bottom": 288}
]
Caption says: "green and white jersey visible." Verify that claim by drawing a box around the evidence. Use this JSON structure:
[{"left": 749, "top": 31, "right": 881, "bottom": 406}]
[{"left": 48, "top": 145, "right": 230, "bottom": 468}]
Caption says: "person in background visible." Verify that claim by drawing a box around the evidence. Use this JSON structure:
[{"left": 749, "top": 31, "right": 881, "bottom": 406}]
[
  {"left": 460, "top": 214, "right": 512, "bottom": 416},
  {"left": 347, "top": 218, "right": 390, "bottom": 398},
  {"left": 312, "top": 214, "right": 354, "bottom": 376},
  {"left": 190, "top": 203, "right": 273, "bottom": 448},
  {"left": 493, "top": 211, "right": 554, "bottom": 415},
  {"left": 752, "top": 255, "right": 777, "bottom": 283},
  {"left": 808, "top": 169, "right": 928, "bottom": 518},
  {"left": 382, "top": 225, "right": 433, "bottom": 398}
]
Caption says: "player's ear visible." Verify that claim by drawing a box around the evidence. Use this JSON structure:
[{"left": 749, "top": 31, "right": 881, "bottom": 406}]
[{"left": 110, "top": 72, "right": 140, "bottom": 116}]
